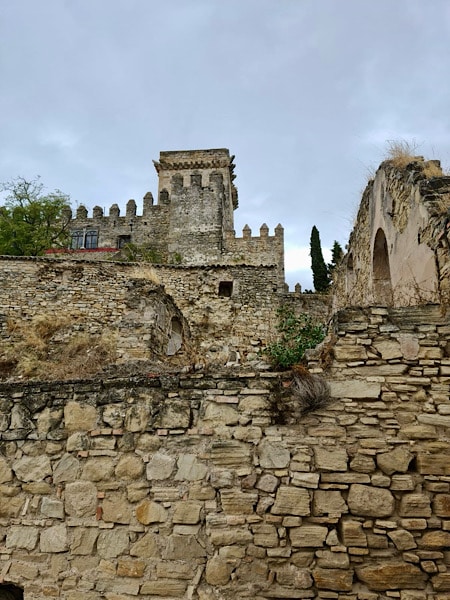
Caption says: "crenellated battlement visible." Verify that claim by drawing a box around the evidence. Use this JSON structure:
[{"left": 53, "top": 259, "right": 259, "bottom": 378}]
[{"left": 67, "top": 149, "right": 283, "bottom": 282}]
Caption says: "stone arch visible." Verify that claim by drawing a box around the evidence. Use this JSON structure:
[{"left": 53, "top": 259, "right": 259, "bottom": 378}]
[
  {"left": 0, "top": 584, "right": 23, "bottom": 599},
  {"left": 372, "top": 228, "right": 393, "bottom": 305}
]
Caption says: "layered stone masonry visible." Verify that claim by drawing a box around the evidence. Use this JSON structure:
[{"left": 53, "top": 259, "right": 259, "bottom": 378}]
[{"left": 0, "top": 305, "right": 449, "bottom": 598}]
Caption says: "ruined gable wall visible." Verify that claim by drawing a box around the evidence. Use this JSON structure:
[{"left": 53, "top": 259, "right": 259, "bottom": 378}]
[
  {"left": 0, "top": 305, "right": 449, "bottom": 598},
  {"left": 334, "top": 161, "right": 449, "bottom": 309}
]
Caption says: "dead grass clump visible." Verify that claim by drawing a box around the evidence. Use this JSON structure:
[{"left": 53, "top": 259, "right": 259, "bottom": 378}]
[
  {"left": 385, "top": 139, "right": 422, "bottom": 169},
  {"left": 271, "top": 370, "right": 332, "bottom": 424},
  {"left": 422, "top": 160, "right": 444, "bottom": 179},
  {"left": 128, "top": 265, "right": 160, "bottom": 284}
]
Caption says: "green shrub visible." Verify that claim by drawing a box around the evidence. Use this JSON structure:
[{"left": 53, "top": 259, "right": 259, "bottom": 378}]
[{"left": 265, "top": 307, "right": 325, "bottom": 369}]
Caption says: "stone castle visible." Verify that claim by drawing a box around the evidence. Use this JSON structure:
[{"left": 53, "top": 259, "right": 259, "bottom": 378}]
[{"left": 0, "top": 149, "right": 449, "bottom": 599}]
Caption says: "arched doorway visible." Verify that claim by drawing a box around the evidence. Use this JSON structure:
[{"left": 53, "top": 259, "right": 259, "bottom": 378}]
[
  {"left": 0, "top": 584, "right": 23, "bottom": 599},
  {"left": 372, "top": 228, "right": 393, "bottom": 305}
]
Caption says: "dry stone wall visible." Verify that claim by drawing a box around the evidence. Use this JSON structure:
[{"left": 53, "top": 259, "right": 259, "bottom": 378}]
[{"left": 0, "top": 305, "right": 449, "bottom": 598}]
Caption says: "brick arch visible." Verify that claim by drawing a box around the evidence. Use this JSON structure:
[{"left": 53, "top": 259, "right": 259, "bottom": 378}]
[{"left": 372, "top": 228, "right": 392, "bottom": 305}]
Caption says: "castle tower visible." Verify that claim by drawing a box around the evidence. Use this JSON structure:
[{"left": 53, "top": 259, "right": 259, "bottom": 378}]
[{"left": 153, "top": 149, "right": 238, "bottom": 264}]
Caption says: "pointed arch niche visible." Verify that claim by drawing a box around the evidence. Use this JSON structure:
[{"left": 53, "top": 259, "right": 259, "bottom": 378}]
[{"left": 372, "top": 228, "right": 393, "bottom": 305}]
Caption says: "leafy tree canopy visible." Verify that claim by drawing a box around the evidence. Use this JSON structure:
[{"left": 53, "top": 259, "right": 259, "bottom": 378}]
[{"left": 0, "top": 177, "right": 72, "bottom": 256}]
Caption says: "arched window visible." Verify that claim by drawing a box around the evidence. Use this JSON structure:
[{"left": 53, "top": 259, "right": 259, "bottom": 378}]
[{"left": 372, "top": 228, "right": 393, "bottom": 305}]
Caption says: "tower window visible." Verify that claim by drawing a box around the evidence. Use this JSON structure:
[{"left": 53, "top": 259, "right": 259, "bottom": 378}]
[
  {"left": 218, "top": 281, "right": 233, "bottom": 297},
  {"left": 0, "top": 583, "right": 24, "bottom": 599}
]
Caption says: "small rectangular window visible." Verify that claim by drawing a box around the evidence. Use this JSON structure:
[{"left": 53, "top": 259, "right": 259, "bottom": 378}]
[
  {"left": 117, "top": 235, "right": 131, "bottom": 249},
  {"left": 218, "top": 281, "right": 233, "bottom": 297}
]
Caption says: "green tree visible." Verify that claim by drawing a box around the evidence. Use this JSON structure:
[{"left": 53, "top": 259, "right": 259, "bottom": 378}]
[
  {"left": 310, "top": 226, "right": 330, "bottom": 292},
  {"left": 0, "top": 177, "right": 71, "bottom": 256},
  {"left": 327, "top": 240, "right": 343, "bottom": 278}
]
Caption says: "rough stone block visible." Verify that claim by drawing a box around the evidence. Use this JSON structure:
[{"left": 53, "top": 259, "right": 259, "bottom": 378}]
[
  {"left": 348, "top": 484, "right": 394, "bottom": 517},
  {"left": 64, "top": 402, "right": 97, "bottom": 432},
  {"left": 64, "top": 481, "right": 97, "bottom": 517},
  {"left": 313, "top": 567, "right": 354, "bottom": 591},
  {"left": 314, "top": 447, "right": 348, "bottom": 472},
  {"left": 290, "top": 525, "right": 328, "bottom": 547},
  {"left": 356, "top": 562, "right": 427, "bottom": 591},
  {"left": 272, "top": 486, "right": 310, "bottom": 516}
]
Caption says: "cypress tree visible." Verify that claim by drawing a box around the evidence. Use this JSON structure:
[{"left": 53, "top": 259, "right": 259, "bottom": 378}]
[{"left": 310, "top": 226, "right": 330, "bottom": 292}]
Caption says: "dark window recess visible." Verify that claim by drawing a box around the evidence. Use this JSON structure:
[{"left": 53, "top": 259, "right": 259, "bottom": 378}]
[
  {"left": 0, "top": 584, "right": 24, "bottom": 599},
  {"left": 218, "top": 281, "right": 233, "bottom": 297},
  {"left": 71, "top": 230, "right": 84, "bottom": 249},
  {"left": 85, "top": 230, "right": 98, "bottom": 249},
  {"left": 117, "top": 235, "right": 131, "bottom": 249}
]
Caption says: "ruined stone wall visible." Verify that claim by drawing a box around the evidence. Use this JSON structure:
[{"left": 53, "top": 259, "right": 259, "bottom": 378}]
[
  {"left": 0, "top": 305, "right": 449, "bottom": 598},
  {"left": 334, "top": 160, "right": 450, "bottom": 309},
  {"left": 0, "top": 258, "right": 283, "bottom": 366}
]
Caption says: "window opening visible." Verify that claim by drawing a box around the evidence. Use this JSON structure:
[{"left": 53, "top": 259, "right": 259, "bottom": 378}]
[
  {"left": 85, "top": 230, "right": 98, "bottom": 249},
  {"left": 218, "top": 281, "right": 233, "bottom": 297},
  {"left": 117, "top": 235, "right": 131, "bottom": 249},
  {"left": 71, "top": 230, "right": 84, "bottom": 249}
]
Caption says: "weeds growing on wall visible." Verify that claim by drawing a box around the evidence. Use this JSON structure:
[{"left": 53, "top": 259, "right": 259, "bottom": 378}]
[
  {"left": 385, "top": 139, "right": 444, "bottom": 178},
  {"left": 264, "top": 307, "right": 325, "bottom": 369},
  {"left": 271, "top": 366, "right": 332, "bottom": 424}
]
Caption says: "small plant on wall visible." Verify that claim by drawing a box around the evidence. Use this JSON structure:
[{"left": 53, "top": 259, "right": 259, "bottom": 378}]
[{"left": 264, "top": 306, "right": 325, "bottom": 369}]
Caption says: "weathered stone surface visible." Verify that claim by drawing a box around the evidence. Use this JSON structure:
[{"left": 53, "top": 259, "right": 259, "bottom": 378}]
[
  {"left": 258, "top": 439, "right": 290, "bottom": 469},
  {"left": 316, "top": 549, "right": 350, "bottom": 569},
  {"left": 6, "top": 525, "right": 39, "bottom": 550},
  {"left": 417, "top": 452, "right": 450, "bottom": 474},
  {"left": 432, "top": 573, "right": 450, "bottom": 591},
  {"left": 97, "top": 529, "right": 130, "bottom": 559},
  {"left": 40, "top": 524, "right": 68, "bottom": 553},
  {"left": 175, "top": 454, "right": 208, "bottom": 481},
  {"left": 220, "top": 489, "right": 258, "bottom": 514},
  {"left": 53, "top": 453, "right": 80, "bottom": 484},
  {"left": 356, "top": 562, "right": 427, "bottom": 590},
  {"left": 41, "top": 497, "right": 64, "bottom": 519},
  {"left": 203, "top": 402, "right": 239, "bottom": 426},
  {"left": 348, "top": 484, "right": 394, "bottom": 517},
  {"left": 314, "top": 447, "right": 348, "bottom": 471},
  {"left": 373, "top": 339, "right": 402, "bottom": 360},
  {"left": 253, "top": 523, "right": 278, "bottom": 547},
  {"left": 399, "top": 493, "right": 431, "bottom": 517},
  {"left": 256, "top": 473, "right": 279, "bottom": 493},
  {"left": 387, "top": 528, "right": 417, "bottom": 550},
  {"left": 141, "top": 579, "right": 187, "bottom": 597},
  {"left": 102, "top": 493, "right": 132, "bottom": 524},
  {"left": 313, "top": 567, "right": 353, "bottom": 591},
  {"left": 144, "top": 452, "right": 175, "bottom": 481},
  {"left": 340, "top": 520, "right": 367, "bottom": 547},
  {"left": 70, "top": 527, "right": 98, "bottom": 555},
  {"left": 350, "top": 453, "right": 376, "bottom": 473},
  {"left": 272, "top": 486, "right": 310, "bottom": 516},
  {"left": 433, "top": 494, "right": 450, "bottom": 516},
  {"left": 115, "top": 454, "right": 144, "bottom": 480},
  {"left": 377, "top": 446, "right": 413, "bottom": 475},
  {"left": 290, "top": 525, "right": 328, "bottom": 547},
  {"left": 157, "top": 400, "right": 191, "bottom": 429},
  {"left": 0, "top": 456, "right": 12, "bottom": 483},
  {"left": 12, "top": 455, "right": 51, "bottom": 482},
  {"left": 209, "top": 528, "right": 253, "bottom": 546},
  {"left": 329, "top": 380, "right": 381, "bottom": 399},
  {"left": 173, "top": 500, "right": 202, "bottom": 524},
  {"left": 64, "top": 481, "right": 97, "bottom": 517},
  {"left": 117, "top": 558, "right": 145, "bottom": 578},
  {"left": 82, "top": 457, "right": 115, "bottom": 481},
  {"left": 136, "top": 499, "right": 167, "bottom": 524},
  {"left": 205, "top": 555, "right": 233, "bottom": 585},
  {"left": 276, "top": 565, "right": 313, "bottom": 588},
  {"left": 313, "top": 490, "right": 347, "bottom": 516},
  {"left": 163, "top": 534, "right": 206, "bottom": 559},
  {"left": 64, "top": 402, "right": 97, "bottom": 432},
  {"left": 419, "top": 530, "right": 450, "bottom": 548},
  {"left": 347, "top": 483, "right": 395, "bottom": 517},
  {"left": 130, "top": 532, "right": 160, "bottom": 558}
]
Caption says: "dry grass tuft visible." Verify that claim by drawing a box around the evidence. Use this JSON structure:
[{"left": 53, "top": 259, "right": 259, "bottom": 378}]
[
  {"left": 128, "top": 265, "right": 160, "bottom": 284},
  {"left": 385, "top": 139, "right": 422, "bottom": 169},
  {"left": 1, "top": 315, "right": 117, "bottom": 380}
]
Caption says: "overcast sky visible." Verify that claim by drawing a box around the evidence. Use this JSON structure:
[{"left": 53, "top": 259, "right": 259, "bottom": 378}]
[{"left": 1, "top": 1, "right": 450, "bottom": 289}]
